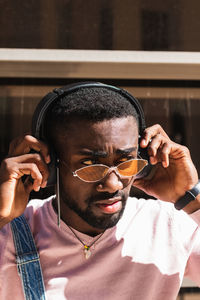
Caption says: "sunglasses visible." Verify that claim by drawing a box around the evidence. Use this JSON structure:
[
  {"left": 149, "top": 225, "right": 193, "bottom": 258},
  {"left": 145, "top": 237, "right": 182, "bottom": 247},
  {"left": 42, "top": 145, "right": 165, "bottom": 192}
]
[{"left": 60, "top": 158, "right": 148, "bottom": 183}]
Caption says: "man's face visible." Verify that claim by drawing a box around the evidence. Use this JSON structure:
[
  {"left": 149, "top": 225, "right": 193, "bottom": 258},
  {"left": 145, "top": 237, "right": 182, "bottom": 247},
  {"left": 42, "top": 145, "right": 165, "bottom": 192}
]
[{"left": 56, "top": 116, "right": 138, "bottom": 234}]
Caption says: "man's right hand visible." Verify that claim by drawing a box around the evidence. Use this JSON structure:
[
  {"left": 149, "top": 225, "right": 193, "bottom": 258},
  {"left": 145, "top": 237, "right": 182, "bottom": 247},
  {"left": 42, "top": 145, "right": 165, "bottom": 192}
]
[{"left": 0, "top": 135, "right": 50, "bottom": 228}]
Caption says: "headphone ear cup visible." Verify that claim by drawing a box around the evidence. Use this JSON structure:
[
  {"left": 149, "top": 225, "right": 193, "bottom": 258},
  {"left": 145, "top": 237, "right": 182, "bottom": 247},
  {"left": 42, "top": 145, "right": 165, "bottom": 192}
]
[
  {"left": 31, "top": 92, "right": 58, "bottom": 186},
  {"left": 136, "top": 136, "right": 152, "bottom": 179},
  {"left": 46, "top": 150, "right": 57, "bottom": 186}
]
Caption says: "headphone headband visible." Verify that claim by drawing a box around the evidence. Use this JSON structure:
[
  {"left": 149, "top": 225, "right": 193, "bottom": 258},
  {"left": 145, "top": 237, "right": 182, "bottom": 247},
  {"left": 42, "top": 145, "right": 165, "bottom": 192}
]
[{"left": 32, "top": 82, "right": 146, "bottom": 139}]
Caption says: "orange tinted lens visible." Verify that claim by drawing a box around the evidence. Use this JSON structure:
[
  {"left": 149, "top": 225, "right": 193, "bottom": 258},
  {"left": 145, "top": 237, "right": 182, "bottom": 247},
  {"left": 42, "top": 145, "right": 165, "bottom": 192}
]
[
  {"left": 75, "top": 165, "right": 108, "bottom": 181},
  {"left": 117, "top": 159, "right": 148, "bottom": 176}
]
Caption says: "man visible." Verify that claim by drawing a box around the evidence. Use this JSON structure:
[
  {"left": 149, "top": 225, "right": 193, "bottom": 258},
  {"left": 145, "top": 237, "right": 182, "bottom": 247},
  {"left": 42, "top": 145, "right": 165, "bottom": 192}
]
[{"left": 0, "top": 82, "right": 200, "bottom": 300}]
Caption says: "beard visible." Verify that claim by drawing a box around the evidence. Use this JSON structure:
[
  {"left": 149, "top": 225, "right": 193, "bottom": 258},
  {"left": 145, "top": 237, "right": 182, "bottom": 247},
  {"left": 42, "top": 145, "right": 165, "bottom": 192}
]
[{"left": 60, "top": 189, "right": 128, "bottom": 230}]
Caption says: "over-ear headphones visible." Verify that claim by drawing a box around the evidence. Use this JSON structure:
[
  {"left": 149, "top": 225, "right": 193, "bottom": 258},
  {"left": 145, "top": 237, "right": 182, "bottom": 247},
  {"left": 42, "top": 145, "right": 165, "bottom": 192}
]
[{"left": 31, "top": 82, "right": 150, "bottom": 185}]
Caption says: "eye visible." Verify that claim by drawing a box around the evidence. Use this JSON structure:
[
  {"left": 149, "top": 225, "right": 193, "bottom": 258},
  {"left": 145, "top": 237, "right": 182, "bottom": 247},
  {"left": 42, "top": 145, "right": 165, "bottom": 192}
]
[
  {"left": 118, "top": 156, "right": 134, "bottom": 163},
  {"left": 82, "top": 159, "right": 96, "bottom": 166}
]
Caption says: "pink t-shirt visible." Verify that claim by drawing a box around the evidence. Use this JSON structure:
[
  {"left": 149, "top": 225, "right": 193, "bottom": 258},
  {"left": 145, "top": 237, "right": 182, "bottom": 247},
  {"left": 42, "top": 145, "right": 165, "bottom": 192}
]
[{"left": 1, "top": 196, "right": 200, "bottom": 300}]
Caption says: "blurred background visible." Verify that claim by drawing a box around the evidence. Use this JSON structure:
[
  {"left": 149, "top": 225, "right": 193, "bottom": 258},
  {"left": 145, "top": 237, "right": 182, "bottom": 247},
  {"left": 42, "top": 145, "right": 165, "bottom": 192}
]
[{"left": 0, "top": 1, "right": 200, "bottom": 298}]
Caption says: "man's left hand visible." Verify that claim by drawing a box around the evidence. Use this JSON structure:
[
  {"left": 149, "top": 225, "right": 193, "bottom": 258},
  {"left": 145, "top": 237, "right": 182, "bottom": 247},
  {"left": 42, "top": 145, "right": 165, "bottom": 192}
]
[{"left": 133, "top": 124, "right": 199, "bottom": 211}]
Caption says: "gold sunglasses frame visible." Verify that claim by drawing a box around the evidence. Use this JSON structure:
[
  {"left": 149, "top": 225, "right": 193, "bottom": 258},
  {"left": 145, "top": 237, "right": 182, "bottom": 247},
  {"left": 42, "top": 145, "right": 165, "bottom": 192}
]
[{"left": 60, "top": 158, "right": 148, "bottom": 183}]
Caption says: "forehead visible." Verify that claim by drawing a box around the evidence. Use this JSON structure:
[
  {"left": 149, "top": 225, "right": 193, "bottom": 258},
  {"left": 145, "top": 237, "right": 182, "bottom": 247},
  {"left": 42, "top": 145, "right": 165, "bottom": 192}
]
[{"left": 57, "top": 116, "right": 138, "bottom": 155}]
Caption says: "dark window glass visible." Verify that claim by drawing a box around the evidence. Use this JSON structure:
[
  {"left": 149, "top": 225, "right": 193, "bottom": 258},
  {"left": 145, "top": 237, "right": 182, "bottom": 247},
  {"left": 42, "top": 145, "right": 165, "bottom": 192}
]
[
  {"left": 1, "top": 0, "right": 200, "bottom": 51},
  {"left": 141, "top": 10, "right": 169, "bottom": 50}
]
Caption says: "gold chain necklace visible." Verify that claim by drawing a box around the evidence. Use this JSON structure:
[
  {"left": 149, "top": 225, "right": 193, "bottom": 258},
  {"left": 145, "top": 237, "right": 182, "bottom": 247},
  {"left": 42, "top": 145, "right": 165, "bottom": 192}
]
[{"left": 67, "top": 225, "right": 105, "bottom": 259}]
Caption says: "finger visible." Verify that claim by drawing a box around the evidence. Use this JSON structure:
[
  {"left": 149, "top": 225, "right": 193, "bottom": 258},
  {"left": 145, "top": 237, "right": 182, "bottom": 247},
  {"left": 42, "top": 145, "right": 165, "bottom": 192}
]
[
  {"left": 8, "top": 135, "right": 50, "bottom": 164},
  {"left": 149, "top": 143, "right": 171, "bottom": 167},
  {"left": 147, "top": 135, "right": 171, "bottom": 168},
  {"left": 16, "top": 153, "right": 49, "bottom": 187},
  {"left": 140, "top": 124, "right": 169, "bottom": 148},
  {"left": 17, "top": 163, "right": 43, "bottom": 192},
  {"left": 147, "top": 133, "right": 165, "bottom": 157},
  {"left": 4, "top": 161, "right": 43, "bottom": 193},
  {"left": 160, "top": 142, "right": 171, "bottom": 168},
  {"left": 5, "top": 154, "right": 49, "bottom": 190}
]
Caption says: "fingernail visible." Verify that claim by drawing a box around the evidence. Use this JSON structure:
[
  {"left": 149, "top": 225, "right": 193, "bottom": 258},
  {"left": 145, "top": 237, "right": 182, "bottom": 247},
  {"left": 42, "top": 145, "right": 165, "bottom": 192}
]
[
  {"left": 143, "top": 140, "right": 147, "bottom": 146},
  {"left": 35, "top": 186, "right": 40, "bottom": 192},
  {"left": 150, "top": 156, "right": 156, "bottom": 164},
  {"left": 141, "top": 139, "right": 147, "bottom": 146},
  {"left": 45, "top": 155, "right": 51, "bottom": 164},
  {"left": 163, "top": 161, "right": 168, "bottom": 168},
  {"left": 41, "top": 181, "right": 47, "bottom": 188}
]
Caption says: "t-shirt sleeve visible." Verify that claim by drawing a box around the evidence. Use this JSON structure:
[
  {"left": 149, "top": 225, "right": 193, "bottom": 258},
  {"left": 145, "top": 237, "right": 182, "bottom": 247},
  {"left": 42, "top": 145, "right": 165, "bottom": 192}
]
[{"left": 184, "top": 209, "right": 200, "bottom": 286}]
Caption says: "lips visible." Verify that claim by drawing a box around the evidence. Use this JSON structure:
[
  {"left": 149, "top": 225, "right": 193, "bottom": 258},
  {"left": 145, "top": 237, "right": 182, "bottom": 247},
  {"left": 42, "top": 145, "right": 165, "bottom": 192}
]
[{"left": 95, "top": 197, "right": 122, "bottom": 214}]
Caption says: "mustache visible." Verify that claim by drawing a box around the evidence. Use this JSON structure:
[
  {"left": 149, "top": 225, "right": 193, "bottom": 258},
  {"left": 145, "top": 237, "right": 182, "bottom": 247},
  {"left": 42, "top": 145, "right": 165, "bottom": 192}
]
[{"left": 87, "top": 191, "right": 125, "bottom": 204}]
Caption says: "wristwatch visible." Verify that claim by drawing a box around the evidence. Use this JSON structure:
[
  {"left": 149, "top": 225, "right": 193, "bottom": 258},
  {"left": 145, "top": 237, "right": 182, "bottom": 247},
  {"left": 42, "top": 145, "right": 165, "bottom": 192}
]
[{"left": 174, "top": 180, "right": 200, "bottom": 210}]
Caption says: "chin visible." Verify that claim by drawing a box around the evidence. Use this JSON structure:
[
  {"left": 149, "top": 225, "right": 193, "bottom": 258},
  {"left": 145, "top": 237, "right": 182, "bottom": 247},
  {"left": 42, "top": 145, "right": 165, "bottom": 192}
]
[{"left": 84, "top": 208, "right": 125, "bottom": 230}]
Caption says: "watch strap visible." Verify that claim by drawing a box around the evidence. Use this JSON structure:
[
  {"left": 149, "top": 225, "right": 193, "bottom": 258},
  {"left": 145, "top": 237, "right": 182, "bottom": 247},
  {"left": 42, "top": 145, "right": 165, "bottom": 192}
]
[{"left": 174, "top": 180, "right": 200, "bottom": 210}]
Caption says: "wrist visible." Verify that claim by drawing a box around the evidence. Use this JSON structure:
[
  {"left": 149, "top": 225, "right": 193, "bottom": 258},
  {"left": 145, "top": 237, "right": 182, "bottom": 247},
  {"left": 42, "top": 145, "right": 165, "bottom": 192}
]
[
  {"left": 175, "top": 180, "right": 200, "bottom": 214},
  {"left": 182, "top": 194, "right": 200, "bottom": 214}
]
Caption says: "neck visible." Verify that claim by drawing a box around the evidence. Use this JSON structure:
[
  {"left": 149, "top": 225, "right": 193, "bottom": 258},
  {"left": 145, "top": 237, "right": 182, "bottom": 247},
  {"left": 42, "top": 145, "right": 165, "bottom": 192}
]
[{"left": 52, "top": 197, "right": 104, "bottom": 237}]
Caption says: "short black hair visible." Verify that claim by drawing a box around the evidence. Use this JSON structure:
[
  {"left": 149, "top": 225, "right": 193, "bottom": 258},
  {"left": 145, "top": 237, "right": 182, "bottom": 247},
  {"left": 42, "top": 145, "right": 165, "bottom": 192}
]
[{"left": 44, "top": 86, "right": 139, "bottom": 143}]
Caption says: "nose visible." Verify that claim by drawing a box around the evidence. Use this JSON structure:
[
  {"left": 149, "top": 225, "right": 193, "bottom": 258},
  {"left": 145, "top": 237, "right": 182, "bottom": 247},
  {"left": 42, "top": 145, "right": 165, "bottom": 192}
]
[{"left": 96, "top": 171, "right": 123, "bottom": 193}]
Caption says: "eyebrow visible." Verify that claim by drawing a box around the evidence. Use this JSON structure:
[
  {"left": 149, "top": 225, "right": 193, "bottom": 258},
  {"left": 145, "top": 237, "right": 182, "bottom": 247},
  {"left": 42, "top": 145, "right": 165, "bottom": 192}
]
[
  {"left": 116, "top": 147, "right": 137, "bottom": 155},
  {"left": 78, "top": 147, "right": 137, "bottom": 157},
  {"left": 78, "top": 150, "right": 107, "bottom": 157}
]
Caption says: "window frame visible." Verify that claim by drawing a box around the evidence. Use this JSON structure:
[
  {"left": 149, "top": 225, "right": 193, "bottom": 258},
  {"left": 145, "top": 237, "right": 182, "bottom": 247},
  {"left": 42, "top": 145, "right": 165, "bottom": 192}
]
[{"left": 0, "top": 48, "right": 200, "bottom": 80}]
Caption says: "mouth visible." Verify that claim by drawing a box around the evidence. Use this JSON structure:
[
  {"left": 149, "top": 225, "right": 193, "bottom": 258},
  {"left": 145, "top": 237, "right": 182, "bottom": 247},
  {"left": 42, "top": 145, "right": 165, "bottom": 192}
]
[{"left": 94, "top": 197, "right": 123, "bottom": 214}]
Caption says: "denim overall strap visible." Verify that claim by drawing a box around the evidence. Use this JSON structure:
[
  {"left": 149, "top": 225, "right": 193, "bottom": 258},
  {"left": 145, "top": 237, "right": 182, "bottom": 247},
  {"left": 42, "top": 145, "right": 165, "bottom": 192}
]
[{"left": 10, "top": 215, "right": 46, "bottom": 300}]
